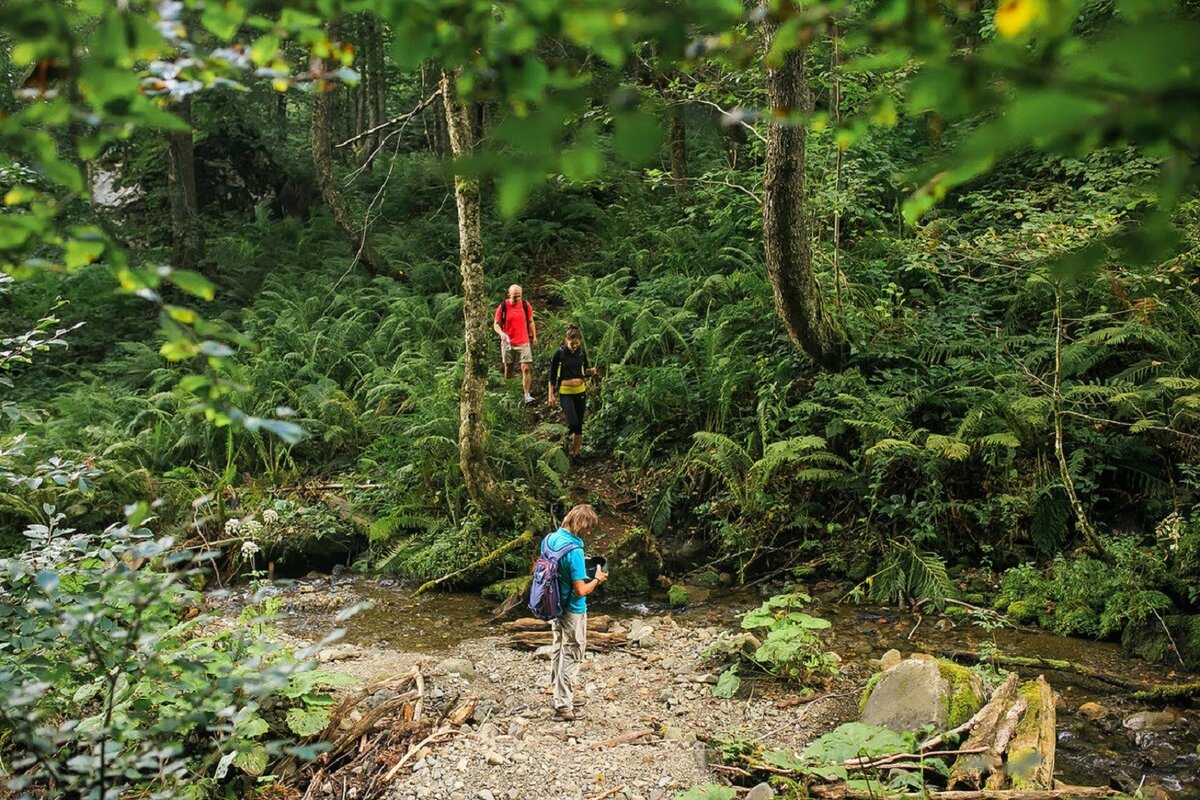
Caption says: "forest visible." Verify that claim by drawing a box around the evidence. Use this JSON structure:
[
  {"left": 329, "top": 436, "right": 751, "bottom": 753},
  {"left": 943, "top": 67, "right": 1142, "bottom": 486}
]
[{"left": 1, "top": 0, "right": 1199, "bottom": 799}]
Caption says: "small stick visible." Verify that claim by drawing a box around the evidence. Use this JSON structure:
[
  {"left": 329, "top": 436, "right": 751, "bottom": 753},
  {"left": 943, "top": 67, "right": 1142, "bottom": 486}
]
[
  {"left": 381, "top": 726, "right": 457, "bottom": 782},
  {"left": 413, "top": 665, "right": 425, "bottom": 724},
  {"left": 585, "top": 786, "right": 627, "bottom": 800}
]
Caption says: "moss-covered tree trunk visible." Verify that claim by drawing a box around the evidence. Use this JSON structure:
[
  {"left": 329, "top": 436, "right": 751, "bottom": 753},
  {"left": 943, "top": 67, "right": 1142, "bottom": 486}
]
[
  {"left": 311, "top": 51, "right": 395, "bottom": 279},
  {"left": 762, "top": 26, "right": 849, "bottom": 372},
  {"left": 441, "top": 69, "right": 505, "bottom": 516},
  {"left": 166, "top": 95, "right": 202, "bottom": 268},
  {"left": 668, "top": 104, "right": 687, "bottom": 196}
]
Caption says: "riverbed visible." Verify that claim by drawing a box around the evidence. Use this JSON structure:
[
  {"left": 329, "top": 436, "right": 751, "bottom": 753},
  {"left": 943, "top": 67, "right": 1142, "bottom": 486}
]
[{"left": 210, "top": 575, "right": 1200, "bottom": 797}]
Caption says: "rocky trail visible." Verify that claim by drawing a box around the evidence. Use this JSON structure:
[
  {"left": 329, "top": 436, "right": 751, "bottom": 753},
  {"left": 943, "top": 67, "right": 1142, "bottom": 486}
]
[{"left": 211, "top": 576, "right": 1200, "bottom": 800}]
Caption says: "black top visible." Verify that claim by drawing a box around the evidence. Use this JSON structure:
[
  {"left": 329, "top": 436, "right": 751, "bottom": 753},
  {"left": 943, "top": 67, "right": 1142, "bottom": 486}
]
[{"left": 548, "top": 344, "right": 590, "bottom": 390}]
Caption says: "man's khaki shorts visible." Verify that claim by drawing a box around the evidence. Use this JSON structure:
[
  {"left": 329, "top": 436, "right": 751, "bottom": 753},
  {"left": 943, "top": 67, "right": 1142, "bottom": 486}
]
[{"left": 501, "top": 342, "right": 533, "bottom": 365}]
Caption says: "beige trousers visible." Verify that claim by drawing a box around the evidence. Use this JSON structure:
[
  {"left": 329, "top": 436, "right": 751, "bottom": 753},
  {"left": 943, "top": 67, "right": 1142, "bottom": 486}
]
[{"left": 550, "top": 611, "right": 587, "bottom": 710}]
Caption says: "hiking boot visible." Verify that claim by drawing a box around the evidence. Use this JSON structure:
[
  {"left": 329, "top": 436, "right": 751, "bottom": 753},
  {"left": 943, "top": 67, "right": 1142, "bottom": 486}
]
[
  {"left": 555, "top": 706, "right": 586, "bottom": 721},
  {"left": 549, "top": 697, "right": 588, "bottom": 708},
  {"left": 524, "top": 393, "right": 535, "bottom": 404}
]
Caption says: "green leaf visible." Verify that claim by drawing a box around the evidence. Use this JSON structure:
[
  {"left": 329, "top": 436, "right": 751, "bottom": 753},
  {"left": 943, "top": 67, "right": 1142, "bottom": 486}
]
[
  {"left": 168, "top": 270, "right": 215, "bottom": 301},
  {"left": 237, "top": 716, "right": 270, "bottom": 739},
  {"left": 64, "top": 239, "right": 105, "bottom": 269},
  {"left": 800, "top": 722, "right": 912, "bottom": 764},
  {"left": 201, "top": 1, "right": 248, "bottom": 40},
  {"left": 232, "top": 745, "right": 268, "bottom": 776},
  {"left": 711, "top": 667, "right": 740, "bottom": 699},
  {"left": 250, "top": 33, "right": 280, "bottom": 66},
  {"left": 286, "top": 707, "right": 331, "bottom": 737},
  {"left": 672, "top": 785, "right": 735, "bottom": 800}
]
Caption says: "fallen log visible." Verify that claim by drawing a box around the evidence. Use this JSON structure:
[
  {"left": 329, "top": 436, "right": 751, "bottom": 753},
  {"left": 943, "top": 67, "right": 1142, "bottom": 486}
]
[
  {"left": 507, "top": 629, "right": 628, "bottom": 651},
  {"left": 504, "top": 615, "right": 614, "bottom": 633},
  {"left": 937, "top": 650, "right": 1140, "bottom": 692},
  {"left": 1130, "top": 680, "right": 1200, "bottom": 701},
  {"left": 414, "top": 530, "right": 534, "bottom": 596},
  {"left": 949, "top": 673, "right": 1019, "bottom": 789},
  {"left": 1005, "top": 676, "right": 1056, "bottom": 790}
]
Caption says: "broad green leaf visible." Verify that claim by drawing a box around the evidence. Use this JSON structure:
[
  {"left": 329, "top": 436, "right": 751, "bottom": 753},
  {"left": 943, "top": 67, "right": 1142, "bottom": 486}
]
[
  {"left": 711, "top": 667, "right": 740, "bottom": 699},
  {"left": 168, "top": 270, "right": 215, "bottom": 301},
  {"left": 233, "top": 745, "right": 268, "bottom": 776},
  {"left": 286, "top": 707, "right": 331, "bottom": 737}
]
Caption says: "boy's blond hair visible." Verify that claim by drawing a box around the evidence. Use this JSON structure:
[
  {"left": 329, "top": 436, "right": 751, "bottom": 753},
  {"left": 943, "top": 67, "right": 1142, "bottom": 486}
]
[{"left": 562, "top": 503, "right": 597, "bottom": 535}]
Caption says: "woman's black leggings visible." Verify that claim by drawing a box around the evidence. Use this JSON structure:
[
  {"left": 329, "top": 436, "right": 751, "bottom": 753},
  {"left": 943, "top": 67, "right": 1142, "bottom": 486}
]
[{"left": 560, "top": 392, "right": 587, "bottom": 435}]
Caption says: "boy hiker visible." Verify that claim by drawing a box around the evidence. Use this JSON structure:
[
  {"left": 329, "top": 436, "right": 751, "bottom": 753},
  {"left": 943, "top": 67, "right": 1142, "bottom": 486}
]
[
  {"left": 529, "top": 504, "right": 606, "bottom": 721},
  {"left": 493, "top": 284, "right": 538, "bottom": 404}
]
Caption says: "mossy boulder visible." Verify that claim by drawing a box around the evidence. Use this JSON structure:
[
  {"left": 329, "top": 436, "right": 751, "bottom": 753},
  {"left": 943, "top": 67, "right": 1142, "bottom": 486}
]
[
  {"left": 668, "top": 584, "right": 692, "bottom": 608},
  {"left": 695, "top": 569, "right": 721, "bottom": 588},
  {"left": 1122, "top": 614, "right": 1200, "bottom": 671},
  {"left": 481, "top": 575, "right": 531, "bottom": 603},
  {"left": 860, "top": 657, "right": 985, "bottom": 733},
  {"left": 1006, "top": 599, "right": 1039, "bottom": 624},
  {"left": 602, "top": 527, "right": 663, "bottom": 597}
]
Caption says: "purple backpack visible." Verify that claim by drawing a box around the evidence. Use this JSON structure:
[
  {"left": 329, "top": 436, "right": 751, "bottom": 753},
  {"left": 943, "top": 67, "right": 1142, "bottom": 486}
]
[{"left": 528, "top": 535, "right": 581, "bottom": 621}]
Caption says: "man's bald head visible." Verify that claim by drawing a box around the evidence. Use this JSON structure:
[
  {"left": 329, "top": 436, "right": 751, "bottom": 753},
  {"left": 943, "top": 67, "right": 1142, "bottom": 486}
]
[{"left": 508, "top": 284, "right": 523, "bottom": 299}]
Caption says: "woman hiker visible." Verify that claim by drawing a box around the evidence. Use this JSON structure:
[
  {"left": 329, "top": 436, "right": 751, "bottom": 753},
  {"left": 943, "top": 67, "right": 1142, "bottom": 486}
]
[
  {"left": 547, "top": 325, "right": 598, "bottom": 464},
  {"left": 545, "top": 503, "right": 606, "bottom": 721}
]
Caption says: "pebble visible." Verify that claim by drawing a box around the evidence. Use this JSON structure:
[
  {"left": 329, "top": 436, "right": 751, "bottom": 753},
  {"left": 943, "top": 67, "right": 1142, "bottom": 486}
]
[
  {"left": 746, "top": 784, "right": 775, "bottom": 800},
  {"left": 478, "top": 791, "right": 495, "bottom": 800},
  {"left": 1078, "top": 701, "right": 1107, "bottom": 720}
]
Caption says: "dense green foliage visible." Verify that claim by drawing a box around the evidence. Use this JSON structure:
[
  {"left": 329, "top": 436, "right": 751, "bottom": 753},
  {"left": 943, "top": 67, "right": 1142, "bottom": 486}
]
[{"left": 3, "top": 0, "right": 1200, "bottom": 793}]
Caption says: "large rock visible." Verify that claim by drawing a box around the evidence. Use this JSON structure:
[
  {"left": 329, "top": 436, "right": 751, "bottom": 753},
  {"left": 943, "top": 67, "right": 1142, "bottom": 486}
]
[
  {"left": 860, "top": 657, "right": 985, "bottom": 733},
  {"left": 438, "top": 657, "right": 475, "bottom": 677}
]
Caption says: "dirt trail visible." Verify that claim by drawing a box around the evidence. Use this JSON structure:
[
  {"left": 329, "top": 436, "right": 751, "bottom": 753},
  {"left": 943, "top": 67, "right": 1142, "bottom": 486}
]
[{"left": 309, "top": 614, "right": 856, "bottom": 800}]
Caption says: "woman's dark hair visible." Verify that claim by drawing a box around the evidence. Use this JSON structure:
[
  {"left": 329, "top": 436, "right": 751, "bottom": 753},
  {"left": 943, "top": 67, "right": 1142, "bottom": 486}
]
[{"left": 564, "top": 325, "right": 582, "bottom": 341}]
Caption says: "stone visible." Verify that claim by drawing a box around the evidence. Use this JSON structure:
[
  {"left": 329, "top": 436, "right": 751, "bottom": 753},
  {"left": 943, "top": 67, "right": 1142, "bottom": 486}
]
[
  {"left": 439, "top": 657, "right": 475, "bottom": 677},
  {"left": 745, "top": 783, "right": 775, "bottom": 800},
  {"left": 478, "top": 791, "right": 495, "bottom": 800},
  {"left": 718, "top": 572, "right": 733, "bottom": 585},
  {"left": 485, "top": 751, "right": 506, "bottom": 765},
  {"left": 639, "top": 634, "right": 659, "bottom": 649},
  {"left": 533, "top": 645, "right": 554, "bottom": 661},
  {"left": 1077, "top": 701, "right": 1108, "bottom": 720},
  {"left": 1123, "top": 710, "right": 1181, "bottom": 732},
  {"left": 860, "top": 658, "right": 985, "bottom": 733},
  {"left": 879, "top": 649, "right": 903, "bottom": 671},
  {"left": 662, "top": 725, "right": 685, "bottom": 741}
]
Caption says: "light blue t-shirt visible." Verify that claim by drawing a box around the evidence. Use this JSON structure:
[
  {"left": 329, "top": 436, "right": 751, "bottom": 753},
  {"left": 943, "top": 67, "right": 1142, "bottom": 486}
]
[{"left": 544, "top": 527, "right": 588, "bottom": 614}]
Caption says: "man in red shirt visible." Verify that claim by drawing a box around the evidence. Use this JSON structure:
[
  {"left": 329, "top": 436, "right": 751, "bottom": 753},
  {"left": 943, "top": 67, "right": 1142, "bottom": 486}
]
[{"left": 493, "top": 284, "right": 538, "bottom": 403}]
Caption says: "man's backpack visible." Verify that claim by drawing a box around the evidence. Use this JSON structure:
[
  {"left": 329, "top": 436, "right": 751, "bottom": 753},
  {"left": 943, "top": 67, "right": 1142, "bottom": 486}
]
[
  {"left": 498, "top": 299, "right": 533, "bottom": 342},
  {"left": 528, "top": 535, "right": 580, "bottom": 621}
]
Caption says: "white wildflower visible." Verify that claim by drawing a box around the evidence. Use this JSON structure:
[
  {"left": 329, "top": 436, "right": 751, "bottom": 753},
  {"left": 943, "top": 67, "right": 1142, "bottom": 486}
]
[
  {"left": 224, "top": 517, "right": 242, "bottom": 535},
  {"left": 262, "top": 509, "right": 279, "bottom": 525},
  {"left": 240, "top": 540, "right": 261, "bottom": 558}
]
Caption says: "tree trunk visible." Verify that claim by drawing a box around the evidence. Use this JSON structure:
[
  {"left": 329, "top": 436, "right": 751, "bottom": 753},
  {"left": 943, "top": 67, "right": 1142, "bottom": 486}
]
[
  {"left": 166, "top": 95, "right": 202, "bottom": 268},
  {"left": 441, "top": 69, "right": 504, "bottom": 515},
  {"left": 311, "top": 56, "right": 396, "bottom": 279},
  {"left": 668, "top": 104, "right": 687, "bottom": 196},
  {"left": 762, "top": 26, "right": 849, "bottom": 372}
]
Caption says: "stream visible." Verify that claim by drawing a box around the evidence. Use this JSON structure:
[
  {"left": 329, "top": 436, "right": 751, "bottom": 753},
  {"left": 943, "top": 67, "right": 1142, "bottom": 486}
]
[{"left": 212, "top": 575, "right": 1200, "bottom": 797}]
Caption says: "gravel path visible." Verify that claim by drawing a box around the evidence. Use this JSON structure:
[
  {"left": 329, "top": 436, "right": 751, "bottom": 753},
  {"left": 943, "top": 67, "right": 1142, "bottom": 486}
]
[{"left": 378, "top": 615, "right": 859, "bottom": 800}]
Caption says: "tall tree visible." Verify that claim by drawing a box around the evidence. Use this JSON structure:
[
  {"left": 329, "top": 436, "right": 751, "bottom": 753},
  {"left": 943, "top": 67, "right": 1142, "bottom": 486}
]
[
  {"left": 311, "top": 50, "right": 394, "bottom": 278},
  {"left": 165, "top": 96, "right": 202, "bottom": 267},
  {"left": 667, "top": 104, "right": 687, "bottom": 196},
  {"left": 441, "top": 69, "right": 505, "bottom": 515},
  {"left": 761, "top": 26, "right": 849, "bottom": 372}
]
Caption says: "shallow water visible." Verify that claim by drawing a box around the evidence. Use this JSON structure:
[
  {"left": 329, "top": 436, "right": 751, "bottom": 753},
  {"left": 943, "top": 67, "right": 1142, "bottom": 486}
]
[{"left": 213, "top": 576, "right": 1200, "bottom": 796}]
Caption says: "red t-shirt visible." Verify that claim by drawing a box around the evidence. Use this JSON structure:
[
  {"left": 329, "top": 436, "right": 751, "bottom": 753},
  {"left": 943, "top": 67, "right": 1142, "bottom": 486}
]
[{"left": 495, "top": 300, "right": 533, "bottom": 346}]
